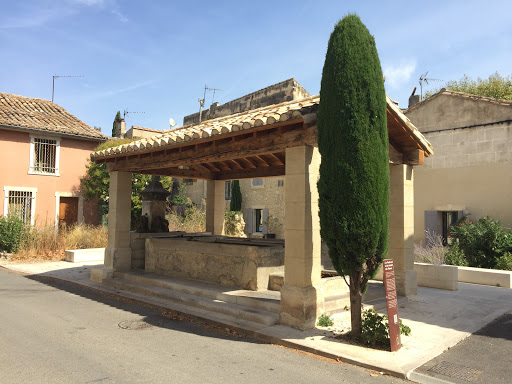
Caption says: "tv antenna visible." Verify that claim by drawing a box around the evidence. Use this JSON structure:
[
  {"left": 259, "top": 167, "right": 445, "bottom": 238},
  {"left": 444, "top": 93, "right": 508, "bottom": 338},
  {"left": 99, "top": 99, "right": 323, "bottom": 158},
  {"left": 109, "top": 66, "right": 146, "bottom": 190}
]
[
  {"left": 123, "top": 109, "right": 145, "bottom": 119},
  {"left": 198, "top": 84, "right": 222, "bottom": 122},
  {"left": 419, "top": 72, "right": 442, "bottom": 100},
  {"left": 52, "top": 74, "right": 84, "bottom": 103}
]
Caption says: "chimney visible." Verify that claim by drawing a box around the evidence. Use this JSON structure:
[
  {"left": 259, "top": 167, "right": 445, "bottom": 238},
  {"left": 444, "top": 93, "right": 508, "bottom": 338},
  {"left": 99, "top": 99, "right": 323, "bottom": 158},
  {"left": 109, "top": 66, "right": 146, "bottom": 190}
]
[
  {"left": 115, "top": 119, "right": 126, "bottom": 138},
  {"left": 408, "top": 87, "right": 420, "bottom": 108}
]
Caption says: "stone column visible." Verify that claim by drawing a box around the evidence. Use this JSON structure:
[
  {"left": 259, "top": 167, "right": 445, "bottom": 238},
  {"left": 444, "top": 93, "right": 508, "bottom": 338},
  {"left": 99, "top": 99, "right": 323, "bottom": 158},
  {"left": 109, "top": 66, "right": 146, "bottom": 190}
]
[
  {"left": 389, "top": 164, "right": 417, "bottom": 296},
  {"left": 280, "top": 146, "right": 324, "bottom": 330},
  {"left": 104, "top": 171, "right": 132, "bottom": 272},
  {"left": 205, "top": 180, "right": 225, "bottom": 235}
]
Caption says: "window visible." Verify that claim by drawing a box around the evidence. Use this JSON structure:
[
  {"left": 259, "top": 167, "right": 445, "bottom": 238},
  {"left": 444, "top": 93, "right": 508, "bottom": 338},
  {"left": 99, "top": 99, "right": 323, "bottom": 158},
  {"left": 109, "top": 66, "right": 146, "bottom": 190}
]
[
  {"left": 4, "top": 187, "right": 37, "bottom": 225},
  {"left": 29, "top": 136, "right": 60, "bottom": 175},
  {"left": 254, "top": 209, "right": 263, "bottom": 232},
  {"left": 277, "top": 179, "right": 284, "bottom": 187},
  {"left": 424, "top": 210, "right": 463, "bottom": 246},
  {"left": 184, "top": 179, "right": 195, "bottom": 185},
  {"left": 225, "top": 181, "right": 231, "bottom": 200},
  {"left": 252, "top": 178, "right": 264, "bottom": 188}
]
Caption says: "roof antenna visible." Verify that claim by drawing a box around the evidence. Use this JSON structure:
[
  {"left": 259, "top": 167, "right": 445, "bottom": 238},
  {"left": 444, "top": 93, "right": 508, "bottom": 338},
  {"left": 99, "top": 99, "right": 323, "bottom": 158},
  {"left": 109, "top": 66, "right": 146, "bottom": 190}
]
[
  {"left": 123, "top": 109, "right": 146, "bottom": 120},
  {"left": 419, "top": 72, "right": 442, "bottom": 101},
  {"left": 52, "top": 75, "right": 84, "bottom": 103},
  {"left": 198, "top": 84, "right": 222, "bottom": 122}
]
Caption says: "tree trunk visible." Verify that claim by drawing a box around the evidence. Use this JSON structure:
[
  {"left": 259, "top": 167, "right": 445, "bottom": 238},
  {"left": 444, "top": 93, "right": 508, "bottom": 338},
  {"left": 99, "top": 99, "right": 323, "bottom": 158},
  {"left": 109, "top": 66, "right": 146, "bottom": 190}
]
[{"left": 350, "top": 270, "right": 362, "bottom": 336}]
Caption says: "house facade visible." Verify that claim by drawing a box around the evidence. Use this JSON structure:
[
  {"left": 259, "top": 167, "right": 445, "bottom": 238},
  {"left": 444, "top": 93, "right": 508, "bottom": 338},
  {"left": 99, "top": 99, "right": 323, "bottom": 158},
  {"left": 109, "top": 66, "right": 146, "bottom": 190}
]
[
  {"left": 405, "top": 89, "right": 512, "bottom": 244},
  {"left": 0, "top": 92, "right": 107, "bottom": 228}
]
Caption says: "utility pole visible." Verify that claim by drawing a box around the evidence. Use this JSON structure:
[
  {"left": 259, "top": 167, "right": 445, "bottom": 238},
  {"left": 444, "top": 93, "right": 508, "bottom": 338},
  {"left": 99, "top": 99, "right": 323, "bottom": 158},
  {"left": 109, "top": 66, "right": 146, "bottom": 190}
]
[{"left": 52, "top": 75, "right": 84, "bottom": 103}]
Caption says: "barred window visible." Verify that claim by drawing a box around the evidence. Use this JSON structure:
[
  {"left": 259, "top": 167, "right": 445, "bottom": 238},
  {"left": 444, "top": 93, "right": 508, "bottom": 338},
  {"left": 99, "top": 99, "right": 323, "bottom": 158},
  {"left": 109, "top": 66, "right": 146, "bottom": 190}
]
[
  {"left": 30, "top": 137, "right": 59, "bottom": 175},
  {"left": 251, "top": 178, "right": 264, "bottom": 187},
  {"left": 8, "top": 191, "right": 33, "bottom": 224}
]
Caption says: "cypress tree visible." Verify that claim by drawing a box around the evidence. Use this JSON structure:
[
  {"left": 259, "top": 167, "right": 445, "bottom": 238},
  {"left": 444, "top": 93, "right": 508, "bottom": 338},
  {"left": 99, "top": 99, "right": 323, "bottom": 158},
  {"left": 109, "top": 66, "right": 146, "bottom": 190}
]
[
  {"left": 230, "top": 180, "right": 242, "bottom": 212},
  {"left": 112, "top": 111, "right": 121, "bottom": 137},
  {"left": 317, "top": 14, "right": 389, "bottom": 336}
]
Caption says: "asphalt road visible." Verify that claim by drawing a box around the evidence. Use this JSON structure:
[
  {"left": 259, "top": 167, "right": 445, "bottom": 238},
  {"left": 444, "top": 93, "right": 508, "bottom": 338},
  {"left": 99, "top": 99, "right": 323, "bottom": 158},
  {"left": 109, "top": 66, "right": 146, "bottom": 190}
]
[
  {"left": 413, "top": 307, "right": 512, "bottom": 384},
  {"left": 0, "top": 268, "right": 407, "bottom": 384}
]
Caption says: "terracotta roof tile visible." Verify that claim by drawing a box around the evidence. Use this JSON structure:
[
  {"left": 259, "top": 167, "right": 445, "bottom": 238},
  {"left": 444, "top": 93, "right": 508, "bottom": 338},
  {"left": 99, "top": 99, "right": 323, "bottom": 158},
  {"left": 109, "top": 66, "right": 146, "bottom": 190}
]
[{"left": 0, "top": 92, "right": 107, "bottom": 140}]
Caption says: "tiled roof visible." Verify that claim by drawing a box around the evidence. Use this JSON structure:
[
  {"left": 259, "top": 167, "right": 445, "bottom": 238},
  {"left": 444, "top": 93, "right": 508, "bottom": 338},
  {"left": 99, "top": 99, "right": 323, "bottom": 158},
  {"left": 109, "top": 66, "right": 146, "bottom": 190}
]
[
  {"left": 0, "top": 92, "right": 107, "bottom": 140},
  {"left": 407, "top": 88, "right": 512, "bottom": 112},
  {"left": 131, "top": 126, "right": 166, "bottom": 133},
  {"left": 92, "top": 94, "right": 432, "bottom": 159}
]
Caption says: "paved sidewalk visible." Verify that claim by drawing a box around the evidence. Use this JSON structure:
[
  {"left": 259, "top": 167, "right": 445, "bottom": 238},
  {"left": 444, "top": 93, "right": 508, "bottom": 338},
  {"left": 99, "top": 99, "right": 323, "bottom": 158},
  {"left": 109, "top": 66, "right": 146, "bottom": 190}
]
[{"left": 2, "top": 259, "right": 512, "bottom": 382}]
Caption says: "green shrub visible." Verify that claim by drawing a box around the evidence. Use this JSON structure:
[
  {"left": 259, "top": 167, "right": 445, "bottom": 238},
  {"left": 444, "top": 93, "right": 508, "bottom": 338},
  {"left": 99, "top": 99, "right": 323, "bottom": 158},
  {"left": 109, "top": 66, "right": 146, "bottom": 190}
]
[
  {"left": 317, "top": 313, "right": 334, "bottom": 327},
  {"left": 0, "top": 215, "right": 27, "bottom": 253},
  {"left": 495, "top": 252, "right": 512, "bottom": 271},
  {"left": 224, "top": 211, "right": 246, "bottom": 237},
  {"left": 449, "top": 217, "right": 512, "bottom": 269},
  {"left": 360, "top": 309, "right": 411, "bottom": 347},
  {"left": 444, "top": 243, "right": 468, "bottom": 267},
  {"left": 230, "top": 180, "right": 242, "bottom": 212}
]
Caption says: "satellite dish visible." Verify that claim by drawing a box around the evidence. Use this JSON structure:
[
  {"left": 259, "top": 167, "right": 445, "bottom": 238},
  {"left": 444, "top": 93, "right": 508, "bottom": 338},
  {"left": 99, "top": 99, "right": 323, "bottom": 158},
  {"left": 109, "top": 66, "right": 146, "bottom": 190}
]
[{"left": 169, "top": 118, "right": 176, "bottom": 128}]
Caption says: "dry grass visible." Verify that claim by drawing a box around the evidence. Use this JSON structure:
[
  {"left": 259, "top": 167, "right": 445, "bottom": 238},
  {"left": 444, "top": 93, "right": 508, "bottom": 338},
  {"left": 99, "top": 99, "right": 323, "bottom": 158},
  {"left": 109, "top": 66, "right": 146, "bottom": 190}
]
[
  {"left": 12, "top": 224, "right": 107, "bottom": 262},
  {"left": 167, "top": 206, "right": 206, "bottom": 233}
]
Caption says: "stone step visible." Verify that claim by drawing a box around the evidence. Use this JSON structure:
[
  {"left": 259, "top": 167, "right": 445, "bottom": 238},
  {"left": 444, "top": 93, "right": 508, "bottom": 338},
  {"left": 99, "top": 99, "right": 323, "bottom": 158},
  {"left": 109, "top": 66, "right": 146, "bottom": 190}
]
[
  {"left": 103, "top": 275, "right": 279, "bottom": 327},
  {"left": 113, "top": 271, "right": 281, "bottom": 313}
]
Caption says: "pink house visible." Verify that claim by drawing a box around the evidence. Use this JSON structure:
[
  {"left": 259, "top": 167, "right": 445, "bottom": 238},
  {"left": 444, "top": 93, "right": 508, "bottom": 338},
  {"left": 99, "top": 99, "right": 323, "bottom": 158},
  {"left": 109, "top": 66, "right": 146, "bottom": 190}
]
[{"left": 0, "top": 92, "right": 107, "bottom": 228}]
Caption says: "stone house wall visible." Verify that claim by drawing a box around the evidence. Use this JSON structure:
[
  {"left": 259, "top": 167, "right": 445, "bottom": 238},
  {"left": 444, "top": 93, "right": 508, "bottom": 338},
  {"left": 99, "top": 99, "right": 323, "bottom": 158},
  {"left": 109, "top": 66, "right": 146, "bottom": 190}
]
[{"left": 405, "top": 92, "right": 512, "bottom": 243}]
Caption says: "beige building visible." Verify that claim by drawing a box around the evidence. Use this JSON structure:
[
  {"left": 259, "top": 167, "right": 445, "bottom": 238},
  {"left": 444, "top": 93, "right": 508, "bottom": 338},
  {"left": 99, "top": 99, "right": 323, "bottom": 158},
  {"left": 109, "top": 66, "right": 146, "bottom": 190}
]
[{"left": 405, "top": 89, "right": 512, "bottom": 244}]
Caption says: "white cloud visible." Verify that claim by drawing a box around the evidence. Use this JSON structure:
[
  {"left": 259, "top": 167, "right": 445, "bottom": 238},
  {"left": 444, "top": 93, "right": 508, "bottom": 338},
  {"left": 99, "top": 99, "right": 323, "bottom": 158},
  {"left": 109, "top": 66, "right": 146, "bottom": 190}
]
[{"left": 383, "top": 60, "right": 417, "bottom": 88}]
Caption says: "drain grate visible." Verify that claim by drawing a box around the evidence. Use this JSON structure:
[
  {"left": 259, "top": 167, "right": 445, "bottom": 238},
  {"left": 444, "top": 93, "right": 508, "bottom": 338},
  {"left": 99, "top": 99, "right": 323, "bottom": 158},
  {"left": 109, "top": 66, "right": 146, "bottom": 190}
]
[
  {"left": 428, "top": 361, "right": 483, "bottom": 382},
  {"left": 118, "top": 320, "right": 154, "bottom": 330}
]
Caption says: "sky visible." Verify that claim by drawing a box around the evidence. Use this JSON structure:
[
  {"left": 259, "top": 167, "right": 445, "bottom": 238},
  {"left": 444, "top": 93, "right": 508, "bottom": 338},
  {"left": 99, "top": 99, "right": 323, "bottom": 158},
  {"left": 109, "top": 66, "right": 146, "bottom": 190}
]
[{"left": 1, "top": 0, "right": 511, "bottom": 136}]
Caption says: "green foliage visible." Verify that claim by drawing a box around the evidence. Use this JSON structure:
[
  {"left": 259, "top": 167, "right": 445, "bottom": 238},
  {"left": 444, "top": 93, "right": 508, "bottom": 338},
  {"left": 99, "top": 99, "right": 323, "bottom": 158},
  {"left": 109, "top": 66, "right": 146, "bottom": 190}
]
[
  {"left": 112, "top": 111, "right": 121, "bottom": 137},
  {"left": 426, "top": 72, "right": 512, "bottom": 100},
  {"left": 80, "top": 139, "right": 172, "bottom": 227},
  {"left": 171, "top": 184, "right": 191, "bottom": 207},
  {"left": 167, "top": 205, "right": 206, "bottom": 233},
  {"left": 448, "top": 217, "right": 512, "bottom": 269},
  {"left": 230, "top": 180, "right": 242, "bottom": 212},
  {"left": 0, "top": 215, "right": 27, "bottom": 253},
  {"left": 360, "top": 309, "right": 411, "bottom": 347},
  {"left": 317, "top": 313, "right": 334, "bottom": 327},
  {"left": 444, "top": 243, "right": 468, "bottom": 267},
  {"left": 224, "top": 211, "right": 245, "bottom": 237},
  {"left": 317, "top": 14, "right": 389, "bottom": 335},
  {"left": 495, "top": 252, "right": 512, "bottom": 271}
]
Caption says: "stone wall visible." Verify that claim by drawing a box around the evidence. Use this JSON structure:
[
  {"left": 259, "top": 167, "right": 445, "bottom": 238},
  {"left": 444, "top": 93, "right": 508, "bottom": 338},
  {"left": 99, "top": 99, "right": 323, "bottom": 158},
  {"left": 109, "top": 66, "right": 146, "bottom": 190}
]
[
  {"left": 406, "top": 93, "right": 512, "bottom": 243},
  {"left": 183, "top": 78, "right": 310, "bottom": 125},
  {"left": 145, "top": 237, "right": 284, "bottom": 290}
]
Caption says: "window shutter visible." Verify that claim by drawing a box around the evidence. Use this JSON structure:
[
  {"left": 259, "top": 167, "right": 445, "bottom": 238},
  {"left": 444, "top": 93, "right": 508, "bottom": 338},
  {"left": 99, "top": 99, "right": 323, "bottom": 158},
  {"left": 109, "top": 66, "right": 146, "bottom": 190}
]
[
  {"left": 456, "top": 210, "right": 464, "bottom": 222},
  {"left": 262, "top": 208, "right": 269, "bottom": 234},
  {"left": 246, "top": 209, "right": 253, "bottom": 233},
  {"left": 424, "top": 211, "right": 438, "bottom": 246}
]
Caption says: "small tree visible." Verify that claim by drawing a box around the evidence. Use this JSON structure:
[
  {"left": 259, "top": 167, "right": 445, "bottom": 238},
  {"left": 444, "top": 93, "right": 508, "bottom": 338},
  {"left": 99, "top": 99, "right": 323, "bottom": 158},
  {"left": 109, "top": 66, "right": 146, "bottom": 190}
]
[
  {"left": 317, "top": 14, "right": 389, "bottom": 336},
  {"left": 112, "top": 111, "right": 121, "bottom": 137},
  {"left": 426, "top": 72, "right": 512, "bottom": 100},
  {"left": 80, "top": 139, "right": 172, "bottom": 226},
  {"left": 230, "top": 180, "right": 242, "bottom": 212}
]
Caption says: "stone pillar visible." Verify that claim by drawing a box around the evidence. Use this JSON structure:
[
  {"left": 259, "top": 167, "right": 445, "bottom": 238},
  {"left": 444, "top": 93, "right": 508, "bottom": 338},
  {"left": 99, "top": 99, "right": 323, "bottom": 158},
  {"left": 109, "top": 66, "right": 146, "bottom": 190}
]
[
  {"left": 205, "top": 180, "right": 225, "bottom": 235},
  {"left": 280, "top": 146, "right": 324, "bottom": 330},
  {"left": 104, "top": 171, "right": 132, "bottom": 272},
  {"left": 389, "top": 164, "right": 417, "bottom": 296}
]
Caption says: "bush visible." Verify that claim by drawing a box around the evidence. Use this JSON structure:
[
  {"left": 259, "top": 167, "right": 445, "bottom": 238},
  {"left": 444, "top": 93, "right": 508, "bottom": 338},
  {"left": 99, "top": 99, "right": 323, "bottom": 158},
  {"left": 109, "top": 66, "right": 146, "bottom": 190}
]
[
  {"left": 444, "top": 243, "right": 468, "bottom": 267},
  {"left": 317, "top": 313, "right": 334, "bottom": 327},
  {"left": 167, "top": 205, "right": 205, "bottom": 233},
  {"left": 224, "top": 211, "right": 246, "bottom": 237},
  {"left": 449, "top": 217, "right": 512, "bottom": 269},
  {"left": 414, "top": 230, "right": 447, "bottom": 264},
  {"left": 0, "top": 215, "right": 27, "bottom": 253},
  {"left": 495, "top": 252, "right": 512, "bottom": 271},
  {"left": 360, "top": 309, "right": 411, "bottom": 347}
]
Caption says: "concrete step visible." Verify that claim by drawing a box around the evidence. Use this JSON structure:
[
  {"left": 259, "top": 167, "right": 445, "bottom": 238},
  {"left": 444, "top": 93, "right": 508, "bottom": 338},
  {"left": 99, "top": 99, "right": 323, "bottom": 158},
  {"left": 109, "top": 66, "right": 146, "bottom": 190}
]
[
  {"left": 103, "top": 274, "right": 279, "bottom": 326},
  {"left": 113, "top": 271, "right": 281, "bottom": 313}
]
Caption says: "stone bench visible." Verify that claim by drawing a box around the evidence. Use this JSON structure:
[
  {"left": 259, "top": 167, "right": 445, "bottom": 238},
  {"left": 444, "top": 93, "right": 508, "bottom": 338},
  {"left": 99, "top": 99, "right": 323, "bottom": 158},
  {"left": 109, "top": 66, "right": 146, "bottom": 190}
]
[{"left": 65, "top": 248, "right": 105, "bottom": 263}]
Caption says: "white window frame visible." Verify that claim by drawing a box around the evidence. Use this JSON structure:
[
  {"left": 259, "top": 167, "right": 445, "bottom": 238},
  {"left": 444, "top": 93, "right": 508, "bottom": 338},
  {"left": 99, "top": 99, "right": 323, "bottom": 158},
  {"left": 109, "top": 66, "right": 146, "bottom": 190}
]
[
  {"left": 28, "top": 134, "right": 60, "bottom": 176},
  {"left": 3, "top": 186, "right": 37, "bottom": 226}
]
